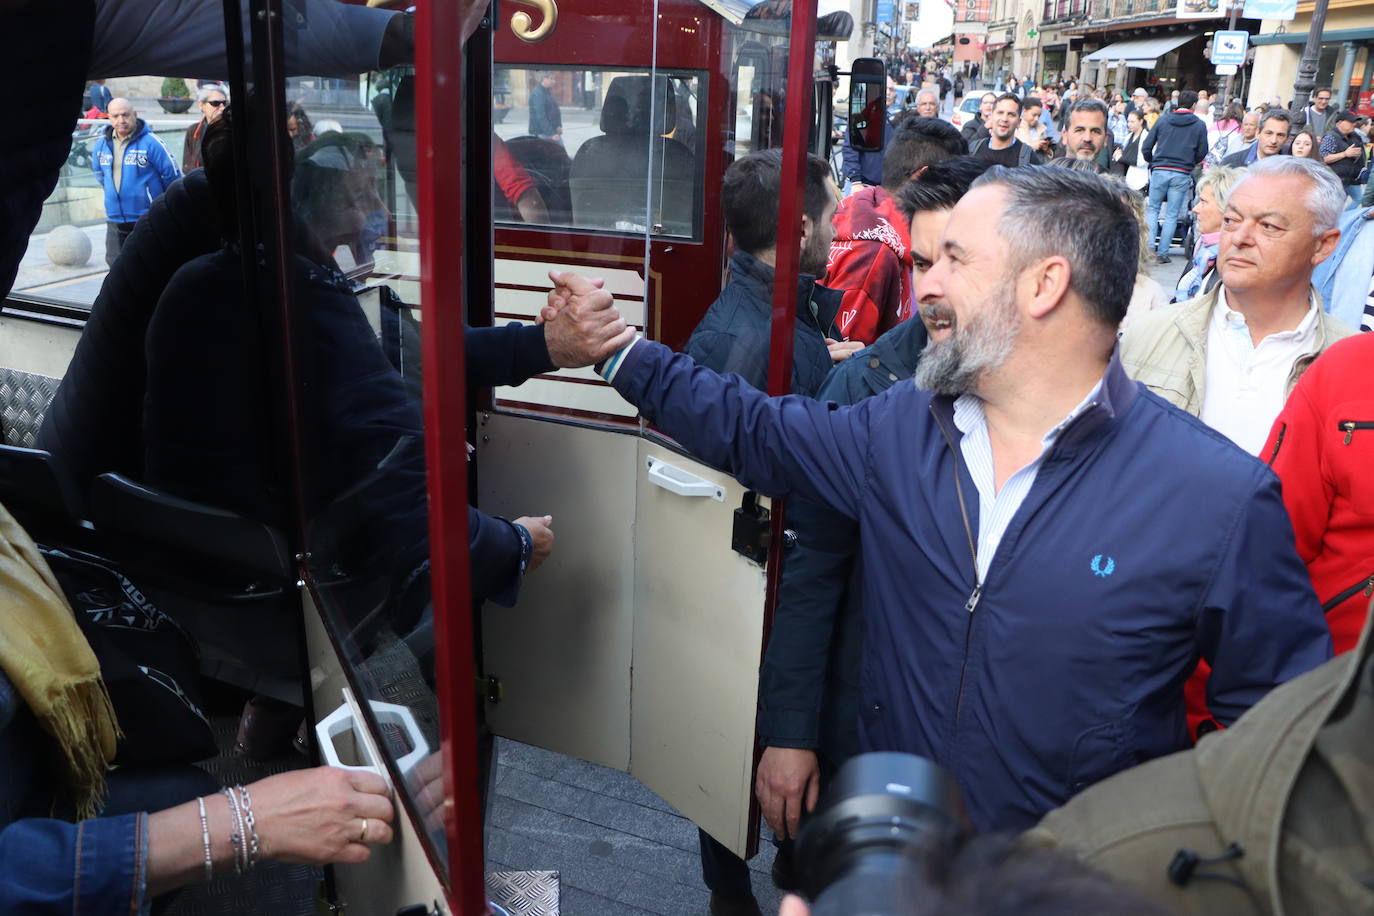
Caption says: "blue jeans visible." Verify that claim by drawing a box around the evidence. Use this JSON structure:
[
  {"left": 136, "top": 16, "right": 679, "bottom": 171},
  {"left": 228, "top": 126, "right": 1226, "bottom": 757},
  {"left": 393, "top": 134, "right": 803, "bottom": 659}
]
[
  {"left": 1145, "top": 170, "right": 1193, "bottom": 257},
  {"left": 1345, "top": 184, "right": 1363, "bottom": 210}
]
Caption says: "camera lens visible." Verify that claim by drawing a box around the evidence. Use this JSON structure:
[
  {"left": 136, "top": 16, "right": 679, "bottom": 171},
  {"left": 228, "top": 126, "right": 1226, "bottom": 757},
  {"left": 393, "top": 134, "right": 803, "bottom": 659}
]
[{"left": 796, "top": 753, "right": 970, "bottom": 915}]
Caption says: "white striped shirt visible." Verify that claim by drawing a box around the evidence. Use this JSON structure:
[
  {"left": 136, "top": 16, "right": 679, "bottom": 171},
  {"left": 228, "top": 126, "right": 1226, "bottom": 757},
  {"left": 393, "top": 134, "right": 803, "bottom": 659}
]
[{"left": 953, "top": 380, "right": 1104, "bottom": 580}]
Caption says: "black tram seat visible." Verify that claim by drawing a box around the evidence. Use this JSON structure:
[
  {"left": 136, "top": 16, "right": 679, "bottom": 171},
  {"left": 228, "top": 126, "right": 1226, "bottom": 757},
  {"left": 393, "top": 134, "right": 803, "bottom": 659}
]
[
  {"left": 569, "top": 75, "right": 695, "bottom": 235},
  {"left": 87, "top": 473, "right": 301, "bottom": 703}
]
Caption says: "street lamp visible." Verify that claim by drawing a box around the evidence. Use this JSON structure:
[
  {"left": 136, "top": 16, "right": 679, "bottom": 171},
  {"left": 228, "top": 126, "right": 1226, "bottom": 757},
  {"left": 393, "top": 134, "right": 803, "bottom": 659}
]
[{"left": 1292, "top": 0, "right": 1332, "bottom": 113}]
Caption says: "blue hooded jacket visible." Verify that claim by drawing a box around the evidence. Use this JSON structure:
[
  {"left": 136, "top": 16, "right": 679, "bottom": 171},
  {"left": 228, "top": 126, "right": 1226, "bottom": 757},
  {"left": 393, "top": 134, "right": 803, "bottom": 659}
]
[
  {"left": 91, "top": 119, "right": 180, "bottom": 224},
  {"left": 1312, "top": 204, "right": 1374, "bottom": 329},
  {"left": 601, "top": 339, "right": 1331, "bottom": 830}
]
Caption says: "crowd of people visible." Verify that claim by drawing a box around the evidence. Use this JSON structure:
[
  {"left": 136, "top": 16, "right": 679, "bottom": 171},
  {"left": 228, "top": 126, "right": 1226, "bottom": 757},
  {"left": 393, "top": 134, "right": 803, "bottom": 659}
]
[{"left": 3, "top": 0, "right": 1372, "bottom": 911}]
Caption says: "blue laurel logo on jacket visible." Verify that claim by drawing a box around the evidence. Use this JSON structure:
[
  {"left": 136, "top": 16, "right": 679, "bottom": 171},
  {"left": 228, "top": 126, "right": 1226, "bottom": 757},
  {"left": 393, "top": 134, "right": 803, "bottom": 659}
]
[{"left": 1091, "top": 555, "right": 1116, "bottom": 578}]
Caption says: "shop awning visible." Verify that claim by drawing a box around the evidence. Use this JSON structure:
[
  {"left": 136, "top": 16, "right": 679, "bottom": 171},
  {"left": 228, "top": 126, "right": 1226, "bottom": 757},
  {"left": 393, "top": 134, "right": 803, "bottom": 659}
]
[
  {"left": 985, "top": 41, "right": 1013, "bottom": 52},
  {"left": 1082, "top": 33, "right": 1197, "bottom": 69}
]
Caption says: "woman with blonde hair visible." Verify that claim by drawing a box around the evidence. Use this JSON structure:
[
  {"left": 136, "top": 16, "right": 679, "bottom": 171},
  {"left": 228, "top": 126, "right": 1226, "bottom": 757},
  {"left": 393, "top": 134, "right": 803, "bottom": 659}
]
[
  {"left": 1175, "top": 165, "right": 1246, "bottom": 301},
  {"left": 1142, "top": 96, "right": 1161, "bottom": 129}
]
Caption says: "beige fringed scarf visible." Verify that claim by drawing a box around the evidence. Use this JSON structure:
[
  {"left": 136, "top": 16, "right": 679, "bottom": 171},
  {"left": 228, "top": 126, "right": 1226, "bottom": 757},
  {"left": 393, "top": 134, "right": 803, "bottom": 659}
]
[{"left": 0, "top": 503, "right": 119, "bottom": 819}]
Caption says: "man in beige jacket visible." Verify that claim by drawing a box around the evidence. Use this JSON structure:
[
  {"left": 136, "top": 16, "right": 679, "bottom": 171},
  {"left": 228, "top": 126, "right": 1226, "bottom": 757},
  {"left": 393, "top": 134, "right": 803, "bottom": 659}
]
[{"left": 1121, "top": 156, "right": 1358, "bottom": 456}]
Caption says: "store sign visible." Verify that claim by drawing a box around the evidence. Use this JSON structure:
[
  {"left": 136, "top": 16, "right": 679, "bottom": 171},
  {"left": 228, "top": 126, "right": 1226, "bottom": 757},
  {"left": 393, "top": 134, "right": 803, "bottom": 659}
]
[
  {"left": 877, "top": 0, "right": 896, "bottom": 22},
  {"left": 1210, "top": 30, "right": 1248, "bottom": 65},
  {"left": 904, "top": 1, "right": 920, "bottom": 20},
  {"left": 1175, "top": 0, "right": 1224, "bottom": 19},
  {"left": 1241, "top": 0, "right": 1297, "bottom": 20},
  {"left": 1215, "top": 64, "right": 1239, "bottom": 75}
]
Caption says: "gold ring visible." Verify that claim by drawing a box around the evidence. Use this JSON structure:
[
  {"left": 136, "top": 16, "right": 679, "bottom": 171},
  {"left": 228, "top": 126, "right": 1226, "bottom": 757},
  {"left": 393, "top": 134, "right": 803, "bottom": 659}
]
[{"left": 358, "top": 817, "right": 369, "bottom": 843}]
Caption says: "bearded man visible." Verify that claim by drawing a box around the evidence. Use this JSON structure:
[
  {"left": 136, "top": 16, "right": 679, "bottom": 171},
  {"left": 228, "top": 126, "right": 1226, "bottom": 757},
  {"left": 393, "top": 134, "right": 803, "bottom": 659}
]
[{"left": 563, "top": 166, "right": 1331, "bottom": 832}]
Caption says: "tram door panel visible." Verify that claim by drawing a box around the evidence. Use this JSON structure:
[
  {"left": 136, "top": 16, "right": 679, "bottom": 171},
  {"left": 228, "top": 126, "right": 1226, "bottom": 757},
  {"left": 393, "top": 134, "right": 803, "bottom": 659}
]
[
  {"left": 476, "top": 414, "right": 638, "bottom": 770},
  {"left": 630, "top": 441, "right": 768, "bottom": 854},
  {"left": 476, "top": 418, "right": 770, "bottom": 857}
]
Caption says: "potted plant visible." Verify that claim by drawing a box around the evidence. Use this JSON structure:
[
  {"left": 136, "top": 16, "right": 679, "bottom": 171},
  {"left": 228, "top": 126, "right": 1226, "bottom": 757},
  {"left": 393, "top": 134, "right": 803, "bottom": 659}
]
[{"left": 158, "top": 77, "right": 194, "bottom": 114}]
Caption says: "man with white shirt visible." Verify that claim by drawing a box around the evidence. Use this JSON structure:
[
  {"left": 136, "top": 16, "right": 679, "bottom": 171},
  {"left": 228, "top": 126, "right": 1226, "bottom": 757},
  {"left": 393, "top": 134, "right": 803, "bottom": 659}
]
[
  {"left": 1121, "top": 156, "right": 1358, "bottom": 454},
  {"left": 553, "top": 166, "right": 1331, "bottom": 834}
]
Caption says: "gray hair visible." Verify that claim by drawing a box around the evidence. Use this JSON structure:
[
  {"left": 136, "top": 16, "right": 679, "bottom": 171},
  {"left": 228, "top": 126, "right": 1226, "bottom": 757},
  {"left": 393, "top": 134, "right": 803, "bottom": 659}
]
[
  {"left": 916, "top": 88, "right": 939, "bottom": 104},
  {"left": 197, "top": 85, "right": 228, "bottom": 103},
  {"left": 1195, "top": 165, "right": 1245, "bottom": 214},
  {"left": 973, "top": 166, "right": 1139, "bottom": 328},
  {"left": 1230, "top": 155, "right": 1345, "bottom": 234}
]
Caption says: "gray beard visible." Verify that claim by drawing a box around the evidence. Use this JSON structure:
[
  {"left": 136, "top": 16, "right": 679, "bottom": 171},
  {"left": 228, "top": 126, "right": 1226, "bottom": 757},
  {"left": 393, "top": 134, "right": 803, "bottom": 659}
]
[{"left": 913, "top": 283, "right": 1022, "bottom": 397}]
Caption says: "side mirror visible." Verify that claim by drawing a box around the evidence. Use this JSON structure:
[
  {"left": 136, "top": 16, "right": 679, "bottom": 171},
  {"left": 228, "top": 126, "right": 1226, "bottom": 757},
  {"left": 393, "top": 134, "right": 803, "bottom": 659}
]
[{"left": 847, "top": 57, "right": 886, "bottom": 153}]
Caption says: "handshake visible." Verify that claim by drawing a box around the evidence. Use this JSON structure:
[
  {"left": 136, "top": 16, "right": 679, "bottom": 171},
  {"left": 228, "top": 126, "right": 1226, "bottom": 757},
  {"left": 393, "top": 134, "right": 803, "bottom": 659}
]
[{"left": 540, "top": 270, "right": 638, "bottom": 369}]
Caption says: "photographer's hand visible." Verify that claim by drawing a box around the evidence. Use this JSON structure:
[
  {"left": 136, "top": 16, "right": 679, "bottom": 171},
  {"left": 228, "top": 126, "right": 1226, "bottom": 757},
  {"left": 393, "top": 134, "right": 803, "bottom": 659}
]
[{"left": 756, "top": 746, "right": 820, "bottom": 840}]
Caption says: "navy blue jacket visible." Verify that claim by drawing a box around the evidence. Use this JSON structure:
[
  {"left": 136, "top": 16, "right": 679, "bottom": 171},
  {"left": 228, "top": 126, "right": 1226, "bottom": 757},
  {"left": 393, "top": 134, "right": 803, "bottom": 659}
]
[
  {"left": 685, "top": 250, "right": 840, "bottom": 399},
  {"left": 1143, "top": 109, "right": 1210, "bottom": 174},
  {"left": 759, "top": 317, "right": 928, "bottom": 764},
  {"left": 604, "top": 340, "right": 1331, "bottom": 830}
]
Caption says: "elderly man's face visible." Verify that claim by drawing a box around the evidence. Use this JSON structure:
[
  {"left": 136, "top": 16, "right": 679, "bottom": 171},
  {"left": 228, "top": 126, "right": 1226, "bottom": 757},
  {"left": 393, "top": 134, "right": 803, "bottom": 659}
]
[
  {"left": 916, "top": 91, "right": 939, "bottom": 117},
  {"left": 1338, "top": 118, "right": 1355, "bottom": 136},
  {"left": 1065, "top": 110, "right": 1108, "bottom": 159},
  {"left": 1241, "top": 112, "right": 1259, "bottom": 141},
  {"left": 201, "top": 90, "right": 227, "bottom": 124},
  {"left": 108, "top": 99, "right": 136, "bottom": 139},
  {"left": 1218, "top": 174, "right": 1338, "bottom": 296},
  {"left": 913, "top": 185, "right": 1026, "bottom": 398}
]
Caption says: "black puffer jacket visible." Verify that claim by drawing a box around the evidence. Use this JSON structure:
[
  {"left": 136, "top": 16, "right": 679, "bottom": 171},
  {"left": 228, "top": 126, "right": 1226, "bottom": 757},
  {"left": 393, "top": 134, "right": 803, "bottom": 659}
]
[{"left": 39, "top": 171, "right": 222, "bottom": 509}]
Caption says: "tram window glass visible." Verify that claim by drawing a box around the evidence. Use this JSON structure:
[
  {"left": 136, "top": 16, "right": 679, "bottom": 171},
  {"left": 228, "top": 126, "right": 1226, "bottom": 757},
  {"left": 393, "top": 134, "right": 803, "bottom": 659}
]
[
  {"left": 277, "top": 68, "right": 448, "bottom": 864},
  {"left": 492, "top": 66, "right": 704, "bottom": 240},
  {"left": 15, "top": 83, "right": 200, "bottom": 309}
]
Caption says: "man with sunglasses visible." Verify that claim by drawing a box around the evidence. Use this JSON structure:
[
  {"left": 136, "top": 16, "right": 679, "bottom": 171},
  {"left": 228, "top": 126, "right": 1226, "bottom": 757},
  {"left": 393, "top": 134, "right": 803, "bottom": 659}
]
[{"left": 182, "top": 86, "right": 227, "bottom": 172}]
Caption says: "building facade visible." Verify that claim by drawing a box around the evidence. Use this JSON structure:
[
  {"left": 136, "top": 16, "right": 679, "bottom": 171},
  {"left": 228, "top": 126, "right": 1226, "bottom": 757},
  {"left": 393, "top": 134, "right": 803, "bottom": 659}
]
[{"left": 1248, "top": 0, "right": 1374, "bottom": 110}]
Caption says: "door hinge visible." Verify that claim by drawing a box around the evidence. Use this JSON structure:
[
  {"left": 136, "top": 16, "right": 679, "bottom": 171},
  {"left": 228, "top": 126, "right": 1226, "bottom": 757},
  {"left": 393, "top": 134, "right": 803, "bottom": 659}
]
[{"left": 732, "top": 491, "right": 770, "bottom": 564}]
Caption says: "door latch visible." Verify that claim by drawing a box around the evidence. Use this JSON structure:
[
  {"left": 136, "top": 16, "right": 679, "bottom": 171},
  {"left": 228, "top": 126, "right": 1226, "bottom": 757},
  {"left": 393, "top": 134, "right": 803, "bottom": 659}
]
[{"left": 732, "top": 491, "right": 770, "bottom": 564}]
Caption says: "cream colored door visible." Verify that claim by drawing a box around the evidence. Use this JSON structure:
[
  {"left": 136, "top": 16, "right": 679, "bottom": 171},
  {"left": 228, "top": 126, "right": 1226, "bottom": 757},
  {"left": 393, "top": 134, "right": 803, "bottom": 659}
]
[
  {"left": 475, "top": 415, "right": 770, "bottom": 857},
  {"left": 629, "top": 438, "right": 769, "bottom": 855}
]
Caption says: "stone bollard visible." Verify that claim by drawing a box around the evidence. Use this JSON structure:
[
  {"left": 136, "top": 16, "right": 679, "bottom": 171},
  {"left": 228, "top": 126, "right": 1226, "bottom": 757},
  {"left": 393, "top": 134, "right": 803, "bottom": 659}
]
[{"left": 45, "top": 225, "right": 92, "bottom": 268}]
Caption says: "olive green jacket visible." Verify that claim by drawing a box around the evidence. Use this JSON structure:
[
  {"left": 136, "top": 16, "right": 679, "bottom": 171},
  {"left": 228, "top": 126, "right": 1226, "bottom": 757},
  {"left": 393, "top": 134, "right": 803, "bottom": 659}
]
[
  {"left": 1119, "top": 285, "right": 1358, "bottom": 417},
  {"left": 1027, "top": 608, "right": 1374, "bottom": 915}
]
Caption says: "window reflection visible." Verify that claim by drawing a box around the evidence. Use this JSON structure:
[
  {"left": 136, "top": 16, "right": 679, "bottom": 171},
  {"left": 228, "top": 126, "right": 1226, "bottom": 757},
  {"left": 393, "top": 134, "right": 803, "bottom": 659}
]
[{"left": 493, "top": 66, "right": 704, "bottom": 239}]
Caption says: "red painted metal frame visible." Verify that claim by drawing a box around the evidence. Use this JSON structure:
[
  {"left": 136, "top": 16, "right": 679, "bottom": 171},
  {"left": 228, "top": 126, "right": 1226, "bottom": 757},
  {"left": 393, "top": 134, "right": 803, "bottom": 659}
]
[{"left": 416, "top": 1, "right": 484, "bottom": 912}]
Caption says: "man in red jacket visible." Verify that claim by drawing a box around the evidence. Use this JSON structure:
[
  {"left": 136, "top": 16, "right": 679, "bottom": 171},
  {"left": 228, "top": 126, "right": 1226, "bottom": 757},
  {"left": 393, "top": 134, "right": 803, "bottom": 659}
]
[
  {"left": 1263, "top": 332, "right": 1374, "bottom": 655},
  {"left": 824, "top": 116, "right": 966, "bottom": 344}
]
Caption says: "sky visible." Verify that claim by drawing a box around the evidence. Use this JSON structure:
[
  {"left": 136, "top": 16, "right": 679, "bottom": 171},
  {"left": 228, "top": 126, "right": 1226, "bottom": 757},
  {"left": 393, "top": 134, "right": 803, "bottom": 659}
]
[{"left": 816, "top": 0, "right": 956, "bottom": 50}]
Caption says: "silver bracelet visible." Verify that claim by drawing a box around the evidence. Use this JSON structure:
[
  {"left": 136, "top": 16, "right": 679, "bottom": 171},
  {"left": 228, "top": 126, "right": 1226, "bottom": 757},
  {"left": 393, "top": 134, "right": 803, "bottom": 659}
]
[
  {"left": 221, "top": 787, "right": 245, "bottom": 874},
  {"left": 237, "top": 784, "right": 260, "bottom": 870},
  {"left": 197, "top": 796, "right": 213, "bottom": 882}
]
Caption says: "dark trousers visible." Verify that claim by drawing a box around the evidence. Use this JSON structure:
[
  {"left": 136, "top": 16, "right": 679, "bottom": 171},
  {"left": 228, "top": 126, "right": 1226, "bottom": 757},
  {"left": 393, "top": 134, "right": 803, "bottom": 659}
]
[
  {"left": 700, "top": 828, "right": 754, "bottom": 897},
  {"left": 105, "top": 221, "right": 136, "bottom": 267}
]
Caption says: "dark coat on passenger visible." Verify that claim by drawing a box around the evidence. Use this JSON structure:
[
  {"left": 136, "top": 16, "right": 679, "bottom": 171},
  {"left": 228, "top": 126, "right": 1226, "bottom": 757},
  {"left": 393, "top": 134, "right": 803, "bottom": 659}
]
[
  {"left": 602, "top": 340, "right": 1332, "bottom": 830},
  {"left": 685, "top": 250, "right": 840, "bottom": 399},
  {"left": 759, "top": 316, "right": 928, "bottom": 766},
  {"left": 1, "top": 0, "right": 96, "bottom": 298}
]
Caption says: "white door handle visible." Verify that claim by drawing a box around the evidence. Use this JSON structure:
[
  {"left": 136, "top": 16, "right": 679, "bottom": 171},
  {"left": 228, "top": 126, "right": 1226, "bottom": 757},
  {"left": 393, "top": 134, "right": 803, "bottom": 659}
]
[
  {"left": 316, "top": 693, "right": 431, "bottom": 777},
  {"left": 645, "top": 457, "right": 724, "bottom": 501}
]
